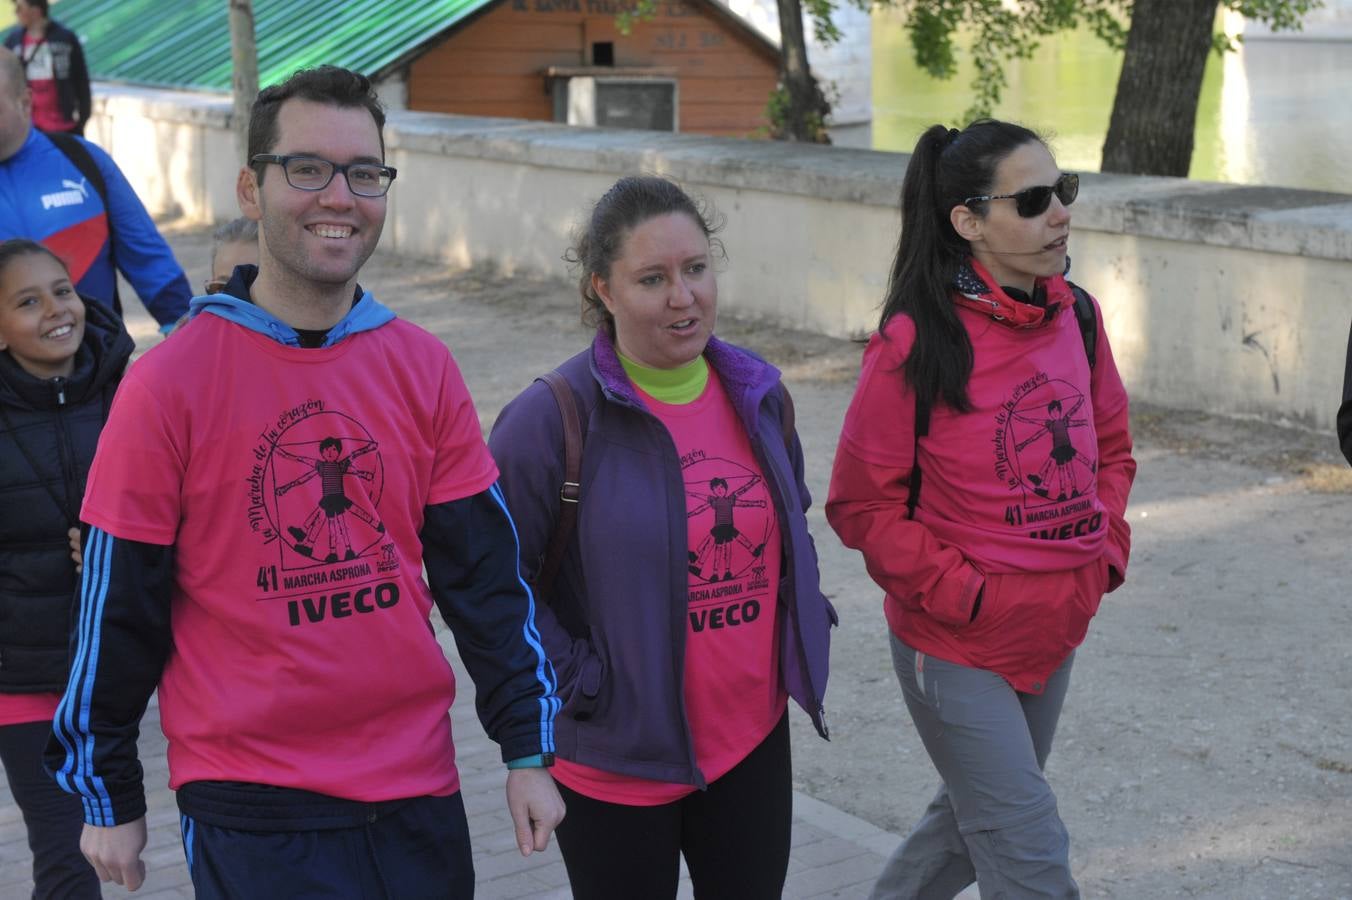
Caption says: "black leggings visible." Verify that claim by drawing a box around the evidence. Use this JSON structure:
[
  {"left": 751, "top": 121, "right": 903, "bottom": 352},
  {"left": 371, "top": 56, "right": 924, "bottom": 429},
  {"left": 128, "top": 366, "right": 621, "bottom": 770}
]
[
  {"left": 0, "top": 719, "right": 100, "bottom": 899},
  {"left": 555, "top": 712, "right": 792, "bottom": 900}
]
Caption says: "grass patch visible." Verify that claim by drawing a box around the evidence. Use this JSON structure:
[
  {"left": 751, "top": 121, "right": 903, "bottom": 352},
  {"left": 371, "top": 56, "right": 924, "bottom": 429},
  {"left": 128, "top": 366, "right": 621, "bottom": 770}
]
[{"left": 1299, "top": 463, "right": 1352, "bottom": 494}]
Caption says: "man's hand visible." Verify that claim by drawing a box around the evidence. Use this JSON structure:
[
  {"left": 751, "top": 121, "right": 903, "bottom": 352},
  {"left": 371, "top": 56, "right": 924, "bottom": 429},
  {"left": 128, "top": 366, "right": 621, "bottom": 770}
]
[
  {"left": 80, "top": 818, "right": 148, "bottom": 891},
  {"left": 505, "top": 767, "right": 565, "bottom": 857},
  {"left": 68, "top": 527, "right": 82, "bottom": 573}
]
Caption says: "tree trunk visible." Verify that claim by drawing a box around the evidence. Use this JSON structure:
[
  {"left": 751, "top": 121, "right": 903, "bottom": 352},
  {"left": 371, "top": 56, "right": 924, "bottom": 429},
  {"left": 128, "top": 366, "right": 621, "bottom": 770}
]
[
  {"left": 774, "top": 0, "right": 829, "bottom": 143},
  {"left": 228, "top": 0, "right": 259, "bottom": 167},
  {"left": 1100, "top": 0, "right": 1218, "bottom": 176}
]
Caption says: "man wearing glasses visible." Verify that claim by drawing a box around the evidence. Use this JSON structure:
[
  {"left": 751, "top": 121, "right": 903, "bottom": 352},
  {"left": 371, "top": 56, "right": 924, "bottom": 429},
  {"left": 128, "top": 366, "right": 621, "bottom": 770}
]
[{"left": 47, "top": 65, "right": 564, "bottom": 897}]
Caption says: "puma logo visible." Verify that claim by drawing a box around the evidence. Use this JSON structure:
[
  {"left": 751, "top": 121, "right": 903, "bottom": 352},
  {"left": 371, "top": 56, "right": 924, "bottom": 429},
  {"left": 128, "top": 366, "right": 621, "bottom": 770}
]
[{"left": 41, "top": 177, "right": 90, "bottom": 210}]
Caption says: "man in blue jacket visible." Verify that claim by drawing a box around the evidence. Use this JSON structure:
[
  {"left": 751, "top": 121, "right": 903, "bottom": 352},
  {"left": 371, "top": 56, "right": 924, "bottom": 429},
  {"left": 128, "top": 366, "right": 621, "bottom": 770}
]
[{"left": 0, "top": 48, "right": 190, "bottom": 331}]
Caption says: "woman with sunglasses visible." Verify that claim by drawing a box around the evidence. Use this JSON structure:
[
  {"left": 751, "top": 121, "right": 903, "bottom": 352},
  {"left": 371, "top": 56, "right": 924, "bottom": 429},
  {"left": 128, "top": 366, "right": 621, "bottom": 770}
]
[{"left": 826, "top": 119, "right": 1136, "bottom": 898}]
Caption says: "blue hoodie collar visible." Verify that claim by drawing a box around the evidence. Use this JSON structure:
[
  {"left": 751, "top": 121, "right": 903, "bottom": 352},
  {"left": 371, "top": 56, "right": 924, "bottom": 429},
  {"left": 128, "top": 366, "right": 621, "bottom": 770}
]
[{"left": 187, "top": 265, "right": 395, "bottom": 348}]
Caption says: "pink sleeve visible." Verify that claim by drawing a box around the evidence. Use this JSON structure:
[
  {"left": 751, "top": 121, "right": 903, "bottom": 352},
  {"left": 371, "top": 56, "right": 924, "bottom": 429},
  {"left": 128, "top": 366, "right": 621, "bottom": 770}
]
[
  {"left": 426, "top": 351, "right": 499, "bottom": 506},
  {"left": 80, "top": 370, "right": 184, "bottom": 546}
]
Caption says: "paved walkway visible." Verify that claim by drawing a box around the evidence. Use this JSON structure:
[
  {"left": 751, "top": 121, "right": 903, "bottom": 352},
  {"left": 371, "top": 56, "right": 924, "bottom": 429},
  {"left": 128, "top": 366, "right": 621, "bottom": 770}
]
[{"left": 1, "top": 644, "right": 904, "bottom": 899}]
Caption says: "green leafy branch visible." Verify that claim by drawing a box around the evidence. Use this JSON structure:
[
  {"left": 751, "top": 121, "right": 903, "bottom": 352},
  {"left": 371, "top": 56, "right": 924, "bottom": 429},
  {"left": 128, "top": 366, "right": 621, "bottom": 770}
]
[{"left": 894, "top": 0, "right": 1318, "bottom": 123}]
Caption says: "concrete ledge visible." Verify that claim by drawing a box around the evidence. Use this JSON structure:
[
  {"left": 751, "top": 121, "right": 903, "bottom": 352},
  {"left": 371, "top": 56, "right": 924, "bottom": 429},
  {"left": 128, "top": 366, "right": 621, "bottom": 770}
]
[
  {"left": 94, "top": 83, "right": 1352, "bottom": 263},
  {"left": 384, "top": 113, "right": 1352, "bottom": 265},
  {"left": 95, "top": 84, "right": 232, "bottom": 127},
  {"left": 384, "top": 113, "right": 905, "bottom": 207}
]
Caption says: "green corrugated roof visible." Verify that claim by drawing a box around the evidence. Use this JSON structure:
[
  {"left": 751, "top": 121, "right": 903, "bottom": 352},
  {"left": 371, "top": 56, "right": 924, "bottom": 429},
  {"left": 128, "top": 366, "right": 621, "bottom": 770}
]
[{"left": 42, "top": 0, "right": 491, "bottom": 92}]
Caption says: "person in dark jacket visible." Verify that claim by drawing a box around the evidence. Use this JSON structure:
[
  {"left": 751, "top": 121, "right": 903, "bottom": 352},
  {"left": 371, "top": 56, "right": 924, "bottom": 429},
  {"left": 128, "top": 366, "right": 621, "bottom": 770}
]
[
  {"left": 489, "top": 175, "right": 835, "bottom": 900},
  {"left": 0, "top": 237, "right": 132, "bottom": 899},
  {"left": 4, "top": 0, "right": 91, "bottom": 135},
  {"left": 1339, "top": 320, "right": 1352, "bottom": 465}
]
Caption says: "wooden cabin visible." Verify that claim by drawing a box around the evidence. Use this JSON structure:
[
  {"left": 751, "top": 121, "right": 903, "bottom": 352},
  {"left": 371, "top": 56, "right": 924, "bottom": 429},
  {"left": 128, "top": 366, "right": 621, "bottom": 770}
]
[
  {"left": 406, "top": 0, "right": 783, "bottom": 137},
  {"left": 52, "top": 0, "right": 781, "bottom": 138}
]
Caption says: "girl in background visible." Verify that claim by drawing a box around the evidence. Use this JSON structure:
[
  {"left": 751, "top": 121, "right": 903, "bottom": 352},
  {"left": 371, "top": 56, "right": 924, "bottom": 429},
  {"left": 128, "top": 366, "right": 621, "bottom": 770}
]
[{"left": 0, "top": 239, "right": 132, "bottom": 898}]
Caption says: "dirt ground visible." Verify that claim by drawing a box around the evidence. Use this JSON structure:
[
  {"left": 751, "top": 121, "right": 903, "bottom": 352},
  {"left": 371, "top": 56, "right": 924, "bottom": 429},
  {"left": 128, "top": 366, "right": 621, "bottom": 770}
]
[{"left": 152, "top": 226, "right": 1351, "bottom": 899}]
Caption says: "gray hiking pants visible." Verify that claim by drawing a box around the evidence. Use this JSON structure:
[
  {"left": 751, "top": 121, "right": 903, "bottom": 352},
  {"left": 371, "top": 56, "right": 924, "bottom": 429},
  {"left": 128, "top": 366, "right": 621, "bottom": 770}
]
[{"left": 870, "top": 634, "right": 1079, "bottom": 900}]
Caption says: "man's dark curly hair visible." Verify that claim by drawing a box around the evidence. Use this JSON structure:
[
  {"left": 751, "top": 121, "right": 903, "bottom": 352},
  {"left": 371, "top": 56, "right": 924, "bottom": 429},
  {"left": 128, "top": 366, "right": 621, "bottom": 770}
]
[{"left": 247, "top": 66, "right": 385, "bottom": 179}]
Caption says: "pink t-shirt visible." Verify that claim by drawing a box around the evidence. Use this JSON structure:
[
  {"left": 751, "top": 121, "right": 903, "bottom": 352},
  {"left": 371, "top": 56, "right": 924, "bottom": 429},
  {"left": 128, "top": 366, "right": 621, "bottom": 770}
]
[
  {"left": 20, "top": 35, "right": 76, "bottom": 133},
  {"left": 553, "top": 373, "right": 787, "bottom": 805},
  {"left": 0, "top": 692, "right": 60, "bottom": 727},
  {"left": 80, "top": 313, "right": 498, "bottom": 801}
]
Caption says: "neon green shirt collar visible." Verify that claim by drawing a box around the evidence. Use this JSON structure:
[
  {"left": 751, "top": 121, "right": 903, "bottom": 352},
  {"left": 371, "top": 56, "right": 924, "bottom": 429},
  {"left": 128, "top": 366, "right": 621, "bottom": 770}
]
[{"left": 617, "top": 352, "right": 710, "bottom": 405}]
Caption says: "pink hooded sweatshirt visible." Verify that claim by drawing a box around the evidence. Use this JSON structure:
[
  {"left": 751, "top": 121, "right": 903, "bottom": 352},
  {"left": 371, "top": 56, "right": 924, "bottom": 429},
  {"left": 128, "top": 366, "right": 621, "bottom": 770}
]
[{"left": 827, "top": 261, "right": 1136, "bottom": 693}]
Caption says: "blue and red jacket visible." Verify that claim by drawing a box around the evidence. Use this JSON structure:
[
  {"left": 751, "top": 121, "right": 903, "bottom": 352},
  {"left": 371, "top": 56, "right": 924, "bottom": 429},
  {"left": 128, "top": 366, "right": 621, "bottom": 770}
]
[{"left": 0, "top": 128, "right": 190, "bottom": 328}]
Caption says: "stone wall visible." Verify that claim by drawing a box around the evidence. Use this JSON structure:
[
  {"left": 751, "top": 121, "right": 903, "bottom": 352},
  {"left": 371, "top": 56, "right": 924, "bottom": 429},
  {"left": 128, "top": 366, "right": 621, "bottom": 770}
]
[{"left": 87, "top": 84, "right": 1352, "bottom": 429}]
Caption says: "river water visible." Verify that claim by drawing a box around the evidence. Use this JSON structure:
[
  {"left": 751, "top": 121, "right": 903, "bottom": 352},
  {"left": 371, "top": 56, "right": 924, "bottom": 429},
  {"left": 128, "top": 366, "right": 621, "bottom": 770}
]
[{"left": 870, "top": 17, "right": 1352, "bottom": 194}]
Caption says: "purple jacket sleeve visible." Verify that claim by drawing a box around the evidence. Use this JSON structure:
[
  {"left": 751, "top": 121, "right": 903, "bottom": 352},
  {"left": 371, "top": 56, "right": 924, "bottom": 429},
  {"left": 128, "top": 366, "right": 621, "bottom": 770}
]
[{"left": 487, "top": 378, "right": 605, "bottom": 719}]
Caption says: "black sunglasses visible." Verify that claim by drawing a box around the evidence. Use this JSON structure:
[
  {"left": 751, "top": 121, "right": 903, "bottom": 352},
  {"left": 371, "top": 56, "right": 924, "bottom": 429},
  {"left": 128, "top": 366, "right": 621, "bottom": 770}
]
[{"left": 964, "top": 172, "right": 1079, "bottom": 218}]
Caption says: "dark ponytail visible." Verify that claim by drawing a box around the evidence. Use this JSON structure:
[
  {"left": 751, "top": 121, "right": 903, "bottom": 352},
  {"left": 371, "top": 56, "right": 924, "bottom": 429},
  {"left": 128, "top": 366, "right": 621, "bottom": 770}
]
[{"left": 879, "top": 119, "right": 1042, "bottom": 412}]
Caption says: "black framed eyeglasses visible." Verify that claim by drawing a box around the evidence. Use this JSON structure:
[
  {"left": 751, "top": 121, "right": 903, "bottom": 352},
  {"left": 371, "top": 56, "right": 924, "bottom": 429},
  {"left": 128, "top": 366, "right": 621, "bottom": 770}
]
[
  {"left": 250, "top": 154, "right": 397, "bottom": 198},
  {"left": 964, "top": 172, "right": 1078, "bottom": 218}
]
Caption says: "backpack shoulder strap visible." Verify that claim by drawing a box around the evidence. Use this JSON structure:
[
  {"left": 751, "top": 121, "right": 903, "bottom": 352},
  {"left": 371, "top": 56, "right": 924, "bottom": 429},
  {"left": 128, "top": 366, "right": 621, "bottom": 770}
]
[
  {"left": 44, "top": 130, "right": 108, "bottom": 204},
  {"left": 533, "top": 370, "right": 583, "bottom": 595},
  {"left": 907, "top": 393, "right": 931, "bottom": 521},
  {"left": 44, "top": 130, "right": 119, "bottom": 314},
  {"left": 778, "top": 382, "right": 795, "bottom": 450},
  {"left": 1067, "top": 282, "right": 1098, "bottom": 371}
]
